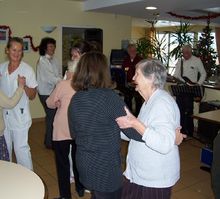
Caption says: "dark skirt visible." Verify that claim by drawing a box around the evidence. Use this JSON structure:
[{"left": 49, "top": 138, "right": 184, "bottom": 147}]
[
  {"left": 122, "top": 177, "right": 172, "bottom": 199},
  {"left": 0, "top": 135, "right": 10, "bottom": 161}
]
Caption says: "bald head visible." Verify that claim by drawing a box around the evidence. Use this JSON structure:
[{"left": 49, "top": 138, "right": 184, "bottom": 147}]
[{"left": 182, "top": 45, "right": 192, "bottom": 60}]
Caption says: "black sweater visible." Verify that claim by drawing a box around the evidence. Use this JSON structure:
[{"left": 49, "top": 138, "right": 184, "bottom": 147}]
[{"left": 68, "top": 88, "right": 142, "bottom": 192}]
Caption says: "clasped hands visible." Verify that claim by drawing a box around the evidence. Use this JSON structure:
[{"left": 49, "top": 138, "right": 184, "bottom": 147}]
[
  {"left": 116, "top": 106, "right": 186, "bottom": 145},
  {"left": 17, "top": 74, "right": 26, "bottom": 88}
]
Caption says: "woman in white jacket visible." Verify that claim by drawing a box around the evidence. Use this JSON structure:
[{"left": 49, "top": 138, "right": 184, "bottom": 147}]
[{"left": 116, "top": 59, "right": 182, "bottom": 199}]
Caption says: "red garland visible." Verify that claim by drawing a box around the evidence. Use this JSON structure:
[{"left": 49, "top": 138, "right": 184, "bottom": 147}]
[
  {"left": 0, "top": 25, "right": 38, "bottom": 52},
  {"left": 167, "top": 12, "right": 220, "bottom": 20},
  {"left": 23, "top": 35, "right": 38, "bottom": 52}
]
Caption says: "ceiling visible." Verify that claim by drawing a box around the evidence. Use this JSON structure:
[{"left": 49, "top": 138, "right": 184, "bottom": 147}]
[{"left": 82, "top": 0, "right": 220, "bottom": 27}]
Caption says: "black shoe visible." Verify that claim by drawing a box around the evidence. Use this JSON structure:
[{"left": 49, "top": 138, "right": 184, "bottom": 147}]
[
  {"left": 54, "top": 197, "right": 71, "bottom": 199},
  {"left": 44, "top": 143, "right": 54, "bottom": 150},
  {"left": 45, "top": 145, "right": 53, "bottom": 149},
  {"left": 44, "top": 140, "right": 54, "bottom": 149},
  {"left": 77, "top": 189, "right": 85, "bottom": 197}
]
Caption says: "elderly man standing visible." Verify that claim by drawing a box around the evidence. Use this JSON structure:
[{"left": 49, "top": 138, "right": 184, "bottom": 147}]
[
  {"left": 122, "top": 44, "right": 142, "bottom": 116},
  {"left": 173, "top": 44, "right": 206, "bottom": 137}
]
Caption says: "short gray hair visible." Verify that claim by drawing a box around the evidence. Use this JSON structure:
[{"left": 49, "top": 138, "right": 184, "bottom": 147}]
[
  {"left": 127, "top": 43, "right": 136, "bottom": 50},
  {"left": 182, "top": 44, "right": 192, "bottom": 51},
  {"left": 136, "top": 59, "right": 167, "bottom": 89}
]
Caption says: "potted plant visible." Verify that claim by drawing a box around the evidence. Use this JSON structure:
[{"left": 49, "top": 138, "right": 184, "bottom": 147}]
[
  {"left": 169, "top": 22, "right": 193, "bottom": 60},
  {"left": 136, "top": 37, "right": 153, "bottom": 59},
  {"left": 136, "top": 32, "right": 168, "bottom": 66}
]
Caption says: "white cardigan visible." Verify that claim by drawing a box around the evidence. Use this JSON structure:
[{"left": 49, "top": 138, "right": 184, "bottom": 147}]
[{"left": 124, "top": 89, "right": 181, "bottom": 188}]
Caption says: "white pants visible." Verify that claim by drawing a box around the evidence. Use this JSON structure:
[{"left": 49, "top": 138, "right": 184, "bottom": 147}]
[{"left": 4, "top": 128, "right": 33, "bottom": 170}]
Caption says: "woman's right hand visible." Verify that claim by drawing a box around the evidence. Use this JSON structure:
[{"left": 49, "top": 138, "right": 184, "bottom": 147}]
[
  {"left": 175, "top": 127, "right": 187, "bottom": 145},
  {"left": 116, "top": 106, "right": 135, "bottom": 129},
  {"left": 116, "top": 106, "right": 146, "bottom": 135},
  {"left": 55, "top": 100, "right": 61, "bottom": 108},
  {"left": 17, "top": 75, "right": 26, "bottom": 89},
  {"left": 66, "top": 71, "right": 74, "bottom": 80}
]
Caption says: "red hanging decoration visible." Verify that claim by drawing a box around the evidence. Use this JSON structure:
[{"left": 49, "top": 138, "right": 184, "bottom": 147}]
[
  {"left": 23, "top": 35, "right": 39, "bottom": 52},
  {"left": 167, "top": 12, "right": 220, "bottom": 20},
  {"left": 0, "top": 24, "right": 39, "bottom": 52}
]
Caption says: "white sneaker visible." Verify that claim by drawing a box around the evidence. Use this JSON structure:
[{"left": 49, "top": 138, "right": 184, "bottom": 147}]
[
  {"left": 85, "top": 189, "right": 91, "bottom": 193},
  {"left": 70, "top": 176, "right": 75, "bottom": 183}
]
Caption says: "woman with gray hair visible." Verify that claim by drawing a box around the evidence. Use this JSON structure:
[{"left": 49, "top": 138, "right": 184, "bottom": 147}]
[{"left": 116, "top": 59, "right": 182, "bottom": 199}]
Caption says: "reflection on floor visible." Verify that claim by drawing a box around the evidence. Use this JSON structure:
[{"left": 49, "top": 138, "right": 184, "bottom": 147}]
[{"left": 28, "top": 121, "right": 214, "bottom": 199}]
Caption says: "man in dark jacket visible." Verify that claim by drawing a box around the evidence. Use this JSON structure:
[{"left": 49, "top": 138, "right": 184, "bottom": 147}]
[{"left": 122, "top": 44, "right": 142, "bottom": 116}]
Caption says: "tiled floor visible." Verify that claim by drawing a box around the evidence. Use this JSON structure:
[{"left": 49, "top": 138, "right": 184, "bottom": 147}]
[{"left": 28, "top": 121, "right": 215, "bottom": 199}]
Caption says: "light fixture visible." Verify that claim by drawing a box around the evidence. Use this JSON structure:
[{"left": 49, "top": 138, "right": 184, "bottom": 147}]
[
  {"left": 145, "top": 6, "right": 157, "bottom": 10},
  {"left": 41, "top": 26, "right": 57, "bottom": 33}
]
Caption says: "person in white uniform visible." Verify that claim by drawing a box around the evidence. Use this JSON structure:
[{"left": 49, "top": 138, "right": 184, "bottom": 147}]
[
  {"left": 116, "top": 59, "right": 181, "bottom": 199},
  {"left": 0, "top": 75, "right": 25, "bottom": 161},
  {"left": 0, "top": 37, "right": 38, "bottom": 170}
]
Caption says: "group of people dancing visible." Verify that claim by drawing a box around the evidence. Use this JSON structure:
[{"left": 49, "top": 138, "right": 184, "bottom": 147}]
[{"left": 0, "top": 36, "right": 186, "bottom": 199}]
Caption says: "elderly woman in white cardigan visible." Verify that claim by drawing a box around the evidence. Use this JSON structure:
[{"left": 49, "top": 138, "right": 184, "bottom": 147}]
[
  {"left": 116, "top": 59, "right": 185, "bottom": 199},
  {"left": 0, "top": 75, "right": 25, "bottom": 161}
]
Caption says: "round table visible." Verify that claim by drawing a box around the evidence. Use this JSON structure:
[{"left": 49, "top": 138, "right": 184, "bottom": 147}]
[{"left": 0, "top": 160, "right": 45, "bottom": 199}]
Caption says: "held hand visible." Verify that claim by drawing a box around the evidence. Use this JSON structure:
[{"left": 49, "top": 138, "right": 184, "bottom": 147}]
[
  {"left": 55, "top": 100, "right": 61, "bottom": 108},
  {"left": 115, "top": 106, "right": 136, "bottom": 129},
  {"left": 66, "top": 71, "right": 73, "bottom": 80},
  {"left": 175, "top": 126, "right": 187, "bottom": 145},
  {"left": 186, "top": 82, "right": 195, "bottom": 86},
  {"left": 17, "top": 75, "right": 26, "bottom": 88}
]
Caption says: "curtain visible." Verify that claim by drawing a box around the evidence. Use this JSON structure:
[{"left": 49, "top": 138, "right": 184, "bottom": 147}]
[{"left": 215, "top": 27, "right": 220, "bottom": 64}]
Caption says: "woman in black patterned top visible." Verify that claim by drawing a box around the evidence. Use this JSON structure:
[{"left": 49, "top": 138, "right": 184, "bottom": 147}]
[{"left": 68, "top": 52, "right": 142, "bottom": 199}]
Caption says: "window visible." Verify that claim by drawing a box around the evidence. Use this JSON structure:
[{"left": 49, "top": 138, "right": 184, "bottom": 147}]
[{"left": 156, "top": 31, "right": 218, "bottom": 75}]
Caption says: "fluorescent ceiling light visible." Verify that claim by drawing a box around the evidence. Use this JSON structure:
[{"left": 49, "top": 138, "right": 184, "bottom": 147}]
[
  {"left": 204, "top": 7, "right": 220, "bottom": 13},
  {"left": 145, "top": 6, "right": 157, "bottom": 10}
]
